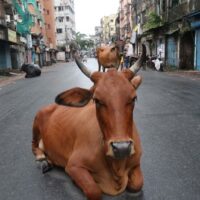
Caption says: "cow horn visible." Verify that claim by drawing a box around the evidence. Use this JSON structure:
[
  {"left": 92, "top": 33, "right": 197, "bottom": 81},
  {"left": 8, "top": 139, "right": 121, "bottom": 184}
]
[
  {"left": 129, "top": 44, "right": 146, "bottom": 74},
  {"left": 74, "top": 53, "right": 92, "bottom": 78}
]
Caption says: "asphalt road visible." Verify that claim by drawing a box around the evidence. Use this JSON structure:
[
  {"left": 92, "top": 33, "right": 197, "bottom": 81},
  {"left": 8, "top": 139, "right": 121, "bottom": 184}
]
[{"left": 0, "top": 59, "right": 200, "bottom": 200}]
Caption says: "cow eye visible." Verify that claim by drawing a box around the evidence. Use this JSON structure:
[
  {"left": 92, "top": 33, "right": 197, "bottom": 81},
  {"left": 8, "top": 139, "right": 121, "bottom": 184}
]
[
  {"left": 93, "top": 98, "right": 104, "bottom": 106},
  {"left": 128, "top": 96, "right": 137, "bottom": 106},
  {"left": 133, "top": 96, "right": 137, "bottom": 102}
]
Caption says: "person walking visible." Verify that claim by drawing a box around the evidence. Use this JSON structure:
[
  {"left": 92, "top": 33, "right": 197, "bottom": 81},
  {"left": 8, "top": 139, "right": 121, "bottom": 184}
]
[{"left": 124, "top": 38, "right": 134, "bottom": 69}]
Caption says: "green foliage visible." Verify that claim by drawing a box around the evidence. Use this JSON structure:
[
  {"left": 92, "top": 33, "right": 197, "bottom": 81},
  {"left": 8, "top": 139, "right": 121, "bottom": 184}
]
[
  {"left": 144, "top": 12, "right": 164, "bottom": 31},
  {"left": 75, "top": 32, "right": 94, "bottom": 50}
]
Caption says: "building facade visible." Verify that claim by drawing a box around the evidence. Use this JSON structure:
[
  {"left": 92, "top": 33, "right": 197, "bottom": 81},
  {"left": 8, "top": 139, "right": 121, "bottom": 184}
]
[
  {"left": 94, "top": 26, "right": 102, "bottom": 47},
  {"left": 0, "top": 0, "right": 21, "bottom": 69},
  {"left": 0, "top": 0, "right": 57, "bottom": 70},
  {"left": 119, "top": 0, "right": 133, "bottom": 40},
  {"left": 116, "top": 0, "right": 200, "bottom": 71},
  {"left": 43, "top": 0, "right": 57, "bottom": 64},
  {"left": 101, "top": 14, "right": 117, "bottom": 44},
  {"left": 54, "top": 0, "right": 75, "bottom": 49}
]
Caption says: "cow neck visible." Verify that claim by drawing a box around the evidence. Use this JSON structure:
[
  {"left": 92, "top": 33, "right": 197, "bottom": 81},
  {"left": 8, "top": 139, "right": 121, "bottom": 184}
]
[{"left": 107, "top": 157, "right": 128, "bottom": 180}]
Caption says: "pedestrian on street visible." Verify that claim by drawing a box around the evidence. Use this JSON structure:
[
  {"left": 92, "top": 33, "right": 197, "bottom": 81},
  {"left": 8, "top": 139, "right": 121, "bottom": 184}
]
[{"left": 124, "top": 38, "right": 134, "bottom": 68}]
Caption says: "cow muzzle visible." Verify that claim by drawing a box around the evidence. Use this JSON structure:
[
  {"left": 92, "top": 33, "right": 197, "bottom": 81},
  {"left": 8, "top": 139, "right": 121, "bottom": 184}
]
[{"left": 108, "top": 140, "right": 134, "bottom": 159}]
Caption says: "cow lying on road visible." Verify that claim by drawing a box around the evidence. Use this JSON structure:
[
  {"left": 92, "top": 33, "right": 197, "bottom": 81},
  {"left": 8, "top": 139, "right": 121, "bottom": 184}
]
[
  {"left": 32, "top": 44, "right": 146, "bottom": 200},
  {"left": 21, "top": 63, "right": 41, "bottom": 78}
]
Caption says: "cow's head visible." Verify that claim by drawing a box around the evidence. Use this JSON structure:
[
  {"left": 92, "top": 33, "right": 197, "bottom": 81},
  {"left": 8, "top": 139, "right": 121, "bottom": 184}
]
[
  {"left": 96, "top": 44, "right": 120, "bottom": 68},
  {"left": 55, "top": 45, "right": 146, "bottom": 160}
]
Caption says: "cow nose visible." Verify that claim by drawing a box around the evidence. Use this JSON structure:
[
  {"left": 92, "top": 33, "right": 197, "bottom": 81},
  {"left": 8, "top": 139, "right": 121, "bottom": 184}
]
[{"left": 111, "top": 141, "right": 132, "bottom": 159}]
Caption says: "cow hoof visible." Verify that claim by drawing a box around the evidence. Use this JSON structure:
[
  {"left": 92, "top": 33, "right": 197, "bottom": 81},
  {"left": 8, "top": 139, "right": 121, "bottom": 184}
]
[
  {"left": 41, "top": 160, "right": 53, "bottom": 173},
  {"left": 36, "top": 160, "right": 52, "bottom": 173}
]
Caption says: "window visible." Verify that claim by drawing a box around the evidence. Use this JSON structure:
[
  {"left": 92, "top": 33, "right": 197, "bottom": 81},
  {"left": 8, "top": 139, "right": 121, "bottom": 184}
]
[
  {"left": 172, "top": 0, "right": 179, "bottom": 7},
  {"left": 58, "top": 17, "right": 64, "bottom": 22},
  {"left": 58, "top": 6, "right": 63, "bottom": 11},
  {"left": 57, "top": 28, "right": 62, "bottom": 33},
  {"left": 66, "top": 16, "right": 69, "bottom": 21}
]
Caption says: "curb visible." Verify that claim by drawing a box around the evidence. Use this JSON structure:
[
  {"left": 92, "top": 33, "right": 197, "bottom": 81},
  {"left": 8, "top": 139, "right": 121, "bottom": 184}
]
[
  {"left": 0, "top": 65, "right": 57, "bottom": 88},
  {"left": 166, "top": 71, "right": 200, "bottom": 80},
  {"left": 0, "top": 74, "right": 24, "bottom": 88}
]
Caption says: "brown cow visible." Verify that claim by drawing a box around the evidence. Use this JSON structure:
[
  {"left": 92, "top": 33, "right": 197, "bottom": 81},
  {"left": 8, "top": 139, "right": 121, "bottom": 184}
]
[
  {"left": 32, "top": 44, "right": 146, "bottom": 200},
  {"left": 96, "top": 44, "right": 121, "bottom": 72}
]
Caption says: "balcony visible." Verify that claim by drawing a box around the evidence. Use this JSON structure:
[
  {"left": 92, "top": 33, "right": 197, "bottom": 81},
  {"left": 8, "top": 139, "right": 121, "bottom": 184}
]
[
  {"left": 167, "top": 2, "right": 188, "bottom": 23},
  {"left": 0, "top": 17, "right": 6, "bottom": 26},
  {"left": 6, "top": 21, "right": 16, "bottom": 30}
]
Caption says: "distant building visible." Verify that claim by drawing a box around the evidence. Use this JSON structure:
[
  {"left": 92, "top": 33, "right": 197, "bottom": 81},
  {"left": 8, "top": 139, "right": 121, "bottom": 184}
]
[
  {"left": 119, "top": 0, "right": 133, "bottom": 40},
  {"left": 101, "top": 14, "right": 117, "bottom": 44},
  {"left": 94, "top": 26, "right": 102, "bottom": 47},
  {"left": 54, "top": 0, "right": 75, "bottom": 49},
  {"left": 43, "top": 0, "right": 57, "bottom": 64}
]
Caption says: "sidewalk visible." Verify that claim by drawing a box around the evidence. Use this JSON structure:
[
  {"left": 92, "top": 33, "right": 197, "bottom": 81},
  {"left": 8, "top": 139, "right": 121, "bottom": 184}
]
[
  {"left": 0, "top": 73, "right": 24, "bottom": 87},
  {"left": 166, "top": 70, "right": 200, "bottom": 80},
  {"left": 0, "top": 65, "right": 57, "bottom": 88}
]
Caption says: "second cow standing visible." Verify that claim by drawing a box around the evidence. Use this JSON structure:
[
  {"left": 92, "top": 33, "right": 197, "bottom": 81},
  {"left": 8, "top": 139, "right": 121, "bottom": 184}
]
[{"left": 96, "top": 44, "right": 121, "bottom": 72}]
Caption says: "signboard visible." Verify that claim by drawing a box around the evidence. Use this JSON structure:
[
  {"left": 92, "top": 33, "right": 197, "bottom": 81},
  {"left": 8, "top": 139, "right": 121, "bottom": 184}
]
[
  {"left": 7, "top": 29, "right": 17, "bottom": 43},
  {"left": 26, "top": 34, "right": 32, "bottom": 48}
]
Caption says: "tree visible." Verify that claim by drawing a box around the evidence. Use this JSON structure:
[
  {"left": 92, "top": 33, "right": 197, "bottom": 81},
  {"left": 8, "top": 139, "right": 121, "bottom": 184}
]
[
  {"left": 75, "top": 32, "right": 94, "bottom": 50},
  {"left": 144, "top": 12, "right": 164, "bottom": 31}
]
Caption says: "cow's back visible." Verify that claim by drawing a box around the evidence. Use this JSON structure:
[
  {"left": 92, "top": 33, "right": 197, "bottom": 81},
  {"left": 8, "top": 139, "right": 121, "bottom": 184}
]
[{"left": 34, "top": 103, "right": 101, "bottom": 167}]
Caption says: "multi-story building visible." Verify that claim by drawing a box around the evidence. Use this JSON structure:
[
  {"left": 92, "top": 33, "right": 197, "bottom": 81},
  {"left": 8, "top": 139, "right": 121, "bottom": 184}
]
[
  {"left": 0, "top": 0, "right": 20, "bottom": 69},
  {"left": 43, "top": 0, "right": 57, "bottom": 64},
  {"left": 13, "top": 0, "right": 57, "bottom": 67},
  {"left": 94, "top": 26, "right": 102, "bottom": 47},
  {"left": 28, "top": 0, "right": 45, "bottom": 66},
  {"left": 131, "top": 0, "right": 200, "bottom": 70},
  {"left": 101, "top": 14, "right": 117, "bottom": 44},
  {"left": 54, "top": 0, "right": 75, "bottom": 49},
  {"left": 0, "top": 0, "right": 57, "bottom": 69},
  {"left": 116, "top": 0, "right": 200, "bottom": 71},
  {"left": 119, "top": 0, "right": 133, "bottom": 40}
]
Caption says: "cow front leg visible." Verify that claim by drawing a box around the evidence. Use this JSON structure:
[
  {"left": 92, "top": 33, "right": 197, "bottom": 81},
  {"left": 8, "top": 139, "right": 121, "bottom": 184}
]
[
  {"left": 66, "top": 165, "right": 102, "bottom": 200},
  {"left": 36, "top": 159, "right": 53, "bottom": 173},
  {"left": 127, "top": 165, "right": 143, "bottom": 193}
]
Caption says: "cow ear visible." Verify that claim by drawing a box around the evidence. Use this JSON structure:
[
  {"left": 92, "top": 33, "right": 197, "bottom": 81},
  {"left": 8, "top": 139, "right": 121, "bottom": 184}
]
[
  {"left": 131, "top": 75, "right": 142, "bottom": 89},
  {"left": 55, "top": 87, "right": 92, "bottom": 107}
]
